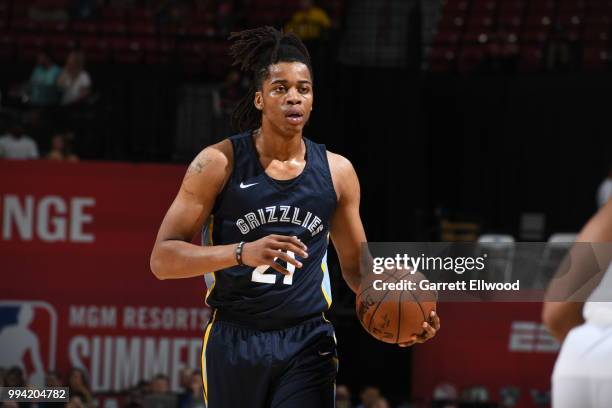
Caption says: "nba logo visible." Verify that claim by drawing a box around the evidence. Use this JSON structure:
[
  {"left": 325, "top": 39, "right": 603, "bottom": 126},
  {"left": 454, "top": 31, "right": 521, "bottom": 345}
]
[{"left": 0, "top": 301, "right": 57, "bottom": 386}]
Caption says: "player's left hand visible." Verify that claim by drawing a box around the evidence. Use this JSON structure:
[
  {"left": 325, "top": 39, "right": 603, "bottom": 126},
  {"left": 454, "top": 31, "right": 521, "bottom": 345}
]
[{"left": 398, "top": 310, "right": 440, "bottom": 347}]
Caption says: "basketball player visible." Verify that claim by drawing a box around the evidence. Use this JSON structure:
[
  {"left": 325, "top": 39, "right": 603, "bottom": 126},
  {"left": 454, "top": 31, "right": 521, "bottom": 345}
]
[
  {"left": 150, "top": 27, "right": 440, "bottom": 407},
  {"left": 542, "top": 199, "right": 612, "bottom": 407}
]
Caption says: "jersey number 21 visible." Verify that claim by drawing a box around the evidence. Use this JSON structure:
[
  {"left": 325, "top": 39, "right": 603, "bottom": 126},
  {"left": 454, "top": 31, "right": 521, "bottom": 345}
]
[{"left": 251, "top": 251, "right": 295, "bottom": 285}]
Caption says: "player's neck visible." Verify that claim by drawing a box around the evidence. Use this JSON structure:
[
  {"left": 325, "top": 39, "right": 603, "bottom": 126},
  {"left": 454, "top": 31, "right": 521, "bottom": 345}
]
[{"left": 255, "top": 126, "right": 304, "bottom": 162}]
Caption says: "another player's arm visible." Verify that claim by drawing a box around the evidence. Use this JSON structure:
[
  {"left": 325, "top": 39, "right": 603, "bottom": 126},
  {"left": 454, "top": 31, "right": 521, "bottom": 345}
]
[
  {"left": 542, "top": 200, "right": 612, "bottom": 342},
  {"left": 150, "top": 141, "right": 307, "bottom": 280}
]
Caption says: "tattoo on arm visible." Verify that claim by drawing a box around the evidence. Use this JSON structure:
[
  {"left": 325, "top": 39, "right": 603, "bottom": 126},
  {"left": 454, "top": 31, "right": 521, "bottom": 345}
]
[
  {"left": 186, "top": 156, "right": 212, "bottom": 178},
  {"left": 181, "top": 155, "right": 214, "bottom": 197}
]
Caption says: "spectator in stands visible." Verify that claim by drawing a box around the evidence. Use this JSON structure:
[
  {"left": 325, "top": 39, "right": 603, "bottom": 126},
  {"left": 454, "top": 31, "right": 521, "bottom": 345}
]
[
  {"left": 356, "top": 386, "right": 381, "bottom": 408},
  {"left": 29, "top": 50, "right": 62, "bottom": 107},
  {"left": 57, "top": 51, "right": 92, "bottom": 106},
  {"left": 67, "top": 368, "right": 93, "bottom": 406},
  {"left": 0, "top": 367, "right": 6, "bottom": 386},
  {"left": 65, "top": 392, "right": 86, "bottom": 408},
  {"left": 45, "top": 371, "right": 63, "bottom": 386},
  {"left": 284, "top": 0, "right": 332, "bottom": 42},
  {"left": 3, "top": 367, "right": 31, "bottom": 408},
  {"left": 144, "top": 374, "right": 176, "bottom": 408},
  {"left": 39, "top": 371, "right": 65, "bottom": 408},
  {"left": 46, "top": 131, "right": 79, "bottom": 161},
  {"left": 0, "top": 120, "right": 39, "bottom": 160},
  {"left": 28, "top": 0, "right": 69, "bottom": 23},
  {"left": 597, "top": 163, "right": 612, "bottom": 208},
  {"left": 177, "top": 367, "right": 193, "bottom": 408},
  {"left": 336, "top": 384, "right": 352, "bottom": 408},
  {"left": 150, "top": 374, "right": 170, "bottom": 394},
  {"left": 370, "top": 397, "right": 390, "bottom": 408},
  {"left": 179, "top": 370, "right": 205, "bottom": 408},
  {"left": 178, "top": 367, "right": 193, "bottom": 394},
  {"left": 4, "top": 367, "right": 25, "bottom": 387}
]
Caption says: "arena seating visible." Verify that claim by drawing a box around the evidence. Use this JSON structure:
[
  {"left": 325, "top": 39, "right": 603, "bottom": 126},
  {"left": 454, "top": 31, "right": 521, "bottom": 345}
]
[
  {"left": 429, "top": 0, "right": 612, "bottom": 73},
  {"left": 0, "top": 0, "right": 345, "bottom": 74}
]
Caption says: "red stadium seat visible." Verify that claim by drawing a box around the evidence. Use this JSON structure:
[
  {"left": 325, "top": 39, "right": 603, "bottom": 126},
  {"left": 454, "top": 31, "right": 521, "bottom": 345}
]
[
  {"left": 11, "top": 19, "right": 39, "bottom": 32},
  {"left": 556, "top": 13, "right": 584, "bottom": 29},
  {"left": 463, "top": 29, "right": 494, "bottom": 44},
  {"left": 100, "top": 7, "right": 127, "bottom": 22},
  {"left": 159, "top": 24, "right": 179, "bottom": 37},
  {"left": 518, "top": 45, "right": 543, "bottom": 72},
  {"left": 522, "top": 28, "right": 550, "bottom": 44},
  {"left": 434, "top": 29, "right": 462, "bottom": 45},
  {"left": 112, "top": 38, "right": 144, "bottom": 64},
  {"left": 145, "top": 37, "right": 175, "bottom": 65},
  {"left": 39, "top": 20, "right": 68, "bottom": 34},
  {"left": 322, "top": 0, "right": 344, "bottom": 21},
  {"left": 498, "top": 12, "right": 523, "bottom": 30},
  {"left": 498, "top": 30, "right": 521, "bottom": 45},
  {"left": 72, "top": 20, "right": 98, "bottom": 35},
  {"left": 467, "top": 13, "right": 496, "bottom": 31},
  {"left": 130, "top": 21, "right": 156, "bottom": 36},
  {"left": 499, "top": 1, "right": 525, "bottom": 14},
  {"left": 529, "top": 0, "right": 555, "bottom": 13},
  {"left": 48, "top": 34, "right": 76, "bottom": 61},
  {"left": 192, "top": 11, "right": 216, "bottom": 24},
  {"left": 472, "top": 0, "right": 497, "bottom": 13},
  {"left": 17, "top": 34, "right": 46, "bottom": 62},
  {"left": 583, "top": 46, "right": 609, "bottom": 71},
  {"left": 253, "top": 0, "right": 285, "bottom": 9},
  {"left": 443, "top": 0, "right": 470, "bottom": 13},
  {"left": 458, "top": 44, "right": 486, "bottom": 73},
  {"left": 186, "top": 24, "right": 216, "bottom": 38},
  {"left": 590, "top": 0, "right": 612, "bottom": 13},
  {"left": 524, "top": 13, "right": 553, "bottom": 29},
  {"left": 583, "top": 26, "right": 610, "bottom": 43},
  {"left": 247, "top": 10, "right": 283, "bottom": 26},
  {"left": 585, "top": 12, "right": 612, "bottom": 27},
  {"left": 0, "top": 32, "right": 14, "bottom": 60},
  {"left": 101, "top": 21, "right": 128, "bottom": 35},
  {"left": 558, "top": 0, "right": 586, "bottom": 14},
  {"left": 428, "top": 45, "right": 457, "bottom": 73},
  {"left": 80, "top": 36, "right": 110, "bottom": 63},
  {"left": 129, "top": 8, "right": 154, "bottom": 23},
  {"left": 438, "top": 13, "right": 466, "bottom": 30},
  {"left": 180, "top": 42, "right": 208, "bottom": 74}
]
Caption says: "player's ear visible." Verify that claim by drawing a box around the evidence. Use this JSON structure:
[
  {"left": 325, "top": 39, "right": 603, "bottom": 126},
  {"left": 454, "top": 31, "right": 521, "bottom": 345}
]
[{"left": 254, "top": 91, "right": 264, "bottom": 111}]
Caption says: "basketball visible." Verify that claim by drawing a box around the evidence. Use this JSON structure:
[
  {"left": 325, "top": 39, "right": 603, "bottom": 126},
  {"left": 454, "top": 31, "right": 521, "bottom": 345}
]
[{"left": 356, "top": 268, "right": 437, "bottom": 344}]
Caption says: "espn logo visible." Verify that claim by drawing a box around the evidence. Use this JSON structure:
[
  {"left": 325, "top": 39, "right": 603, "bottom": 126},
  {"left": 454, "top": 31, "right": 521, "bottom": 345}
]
[{"left": 508, "top": 321, "right": 560, "bottom": 352}]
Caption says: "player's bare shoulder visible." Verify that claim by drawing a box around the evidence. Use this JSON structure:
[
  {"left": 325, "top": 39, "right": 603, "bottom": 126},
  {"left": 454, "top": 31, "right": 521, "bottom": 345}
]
[
  {"left": 326, "top": 150, "right": 359, "bottom": 202},
  {"left": 181, "top": 139, "right": 234, "bottom": 199}
]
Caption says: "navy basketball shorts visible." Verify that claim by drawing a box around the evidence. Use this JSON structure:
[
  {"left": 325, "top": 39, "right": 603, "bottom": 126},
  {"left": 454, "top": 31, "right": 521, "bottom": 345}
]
[{"left": 201, "top": 311, "right": 338, "bottom": 408}]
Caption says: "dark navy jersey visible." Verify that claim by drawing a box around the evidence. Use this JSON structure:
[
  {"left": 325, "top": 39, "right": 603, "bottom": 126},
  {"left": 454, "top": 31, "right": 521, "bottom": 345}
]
[{"left": 202, "top": 130, "right": 337, "bottom": 320}]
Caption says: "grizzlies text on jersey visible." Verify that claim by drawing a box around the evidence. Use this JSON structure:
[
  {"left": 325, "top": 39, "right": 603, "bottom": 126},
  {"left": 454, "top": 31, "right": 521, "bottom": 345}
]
[{"left": 202, "top": 131, "right": 337, "bottom": 321}]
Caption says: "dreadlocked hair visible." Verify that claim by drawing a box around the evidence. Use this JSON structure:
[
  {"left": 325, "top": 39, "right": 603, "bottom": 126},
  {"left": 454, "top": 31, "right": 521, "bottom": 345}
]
[{"left": 228, "top": 26, "right": 313, "bottom": 133}]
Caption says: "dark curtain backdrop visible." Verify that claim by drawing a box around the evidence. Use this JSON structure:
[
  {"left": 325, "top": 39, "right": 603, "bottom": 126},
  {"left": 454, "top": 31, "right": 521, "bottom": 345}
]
[{"left": 309, "top": 69, "right": 612, "bottom": 243}]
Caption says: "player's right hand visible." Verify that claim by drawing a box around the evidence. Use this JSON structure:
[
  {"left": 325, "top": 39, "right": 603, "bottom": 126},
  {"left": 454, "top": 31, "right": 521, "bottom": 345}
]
[{"left": 241, "top": 235, "right": 309, "bottom": 275}]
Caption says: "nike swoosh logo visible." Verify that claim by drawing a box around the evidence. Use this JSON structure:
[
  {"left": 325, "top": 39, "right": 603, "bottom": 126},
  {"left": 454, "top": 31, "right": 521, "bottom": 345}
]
[
  {"left": 240, "top": 182, "right": 259, "bottom": 189},
  {"left": 318, "top": 351, "right": 332, "bottom": 356}
]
